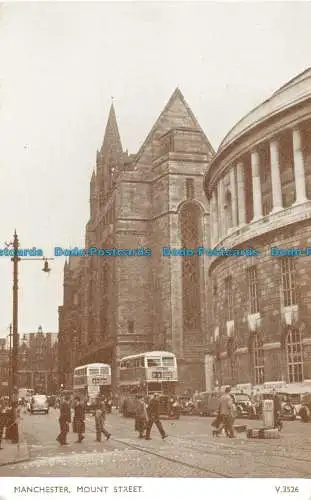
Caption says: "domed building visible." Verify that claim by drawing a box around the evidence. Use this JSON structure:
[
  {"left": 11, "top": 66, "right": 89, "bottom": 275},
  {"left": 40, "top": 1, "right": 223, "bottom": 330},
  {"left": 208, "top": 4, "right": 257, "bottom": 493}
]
[{"left": 204, "top": 69, "right": 311, "bottom": 392}]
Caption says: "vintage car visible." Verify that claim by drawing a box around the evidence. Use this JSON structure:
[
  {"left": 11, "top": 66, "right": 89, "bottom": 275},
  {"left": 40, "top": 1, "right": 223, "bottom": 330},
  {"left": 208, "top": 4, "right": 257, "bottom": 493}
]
[
  {"left": 30, "top": 394, "right": 49, "bottom": 414},
  {"left": 231, "top": 393, "right": 256, "bottom": 418},
  {"left": 298, "top": 393, "right": 311, "bottom": 422},
  {"left": 197, "top": 392, "right": 220, "bottom": 417}
]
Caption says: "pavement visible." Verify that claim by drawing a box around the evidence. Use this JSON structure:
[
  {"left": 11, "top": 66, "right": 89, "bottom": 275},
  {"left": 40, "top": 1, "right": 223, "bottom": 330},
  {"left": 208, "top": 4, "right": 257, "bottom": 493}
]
[
  {"left": 0, "top": 441, "right": 30, "bottom": 467},
  {"left": 0, "top": 407, "right": 311, "bottom": 477}
]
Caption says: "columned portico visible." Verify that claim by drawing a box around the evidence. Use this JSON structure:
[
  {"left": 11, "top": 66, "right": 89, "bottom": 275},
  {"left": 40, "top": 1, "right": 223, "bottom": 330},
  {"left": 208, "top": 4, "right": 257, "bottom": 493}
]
[
  {"left": 269, "top": 139, "right": 283, "bottom": 213},
  {"left": 236, "top": 161, "right": 246, "bottom": 226},
  {"left": 292, "top": 126, "right": 308, "bottom": 205},
  {"left": 251, "top": 150, "right": 263, "bottom": 220}
]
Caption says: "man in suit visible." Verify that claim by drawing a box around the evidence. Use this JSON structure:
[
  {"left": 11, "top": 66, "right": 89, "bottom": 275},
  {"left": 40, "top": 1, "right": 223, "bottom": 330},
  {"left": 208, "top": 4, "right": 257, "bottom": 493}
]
[
  {"left": 95, "top": 399, "right": 111, "bottom": 442},
  {"left": 272, "top": 389, "right": 283, "bottom": 430},
  {"left": 73, "top": 396, "right": 85, "bottom": 443},
  {"left": 215, "top": 386, "right": 235, "bottom": 438},
  {"left": 56, "top": 395, "right": 71, "bottom": 445},
  {"left": 135, "top": 395, "right": 148, "bottom": 439},
  {"left": 145, "top": 394, "right": 168, "bottom": 440}
]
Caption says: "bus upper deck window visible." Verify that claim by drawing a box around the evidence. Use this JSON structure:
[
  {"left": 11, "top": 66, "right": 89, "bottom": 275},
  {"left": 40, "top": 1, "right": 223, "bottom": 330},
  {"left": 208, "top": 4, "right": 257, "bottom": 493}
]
[
  {"left": 89, "top": 369, "right": 99, "bottom": 375},
  {"left": 147, "top": 358, "right": 161, "bottom": 367},
  {"left": 162, "top": 357, "right": 174, "bottom": 367}
]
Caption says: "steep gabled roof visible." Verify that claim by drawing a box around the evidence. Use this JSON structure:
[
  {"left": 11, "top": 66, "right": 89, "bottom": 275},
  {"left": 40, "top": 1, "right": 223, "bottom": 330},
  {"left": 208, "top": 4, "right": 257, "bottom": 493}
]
[{"left": 133, "top": 87, "right": 215, "bottom": 166}]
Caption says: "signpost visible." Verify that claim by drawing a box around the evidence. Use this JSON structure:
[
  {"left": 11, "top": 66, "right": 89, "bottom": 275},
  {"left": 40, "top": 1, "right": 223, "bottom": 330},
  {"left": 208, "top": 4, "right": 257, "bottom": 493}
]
[{"left": 263, "top": 399, "right": 274, "bottom": 428}]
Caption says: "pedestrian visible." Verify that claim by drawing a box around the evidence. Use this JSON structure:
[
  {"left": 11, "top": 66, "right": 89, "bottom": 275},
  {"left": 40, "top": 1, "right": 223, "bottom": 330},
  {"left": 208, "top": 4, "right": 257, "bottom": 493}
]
[
  {"left": 0, "top": 399, "right": 6, "bottom": 450},
  {"left": 227, "top": 393, "right": 237, "bottom": 436},
  {"left": 134, "top": 395, "right": 148, "bottom": 438},
  {"left": 95, "top": 399, "right": 111, "bottom": 442},
  {"left": 272, "top": 389, "right": 283, "bottom": 431},
  {"left": 73, "top": 396, "right": 85, "bottom": 443},
  {"left": 145, "top": 394, "right": 168, "bottom": 440},
  {"left": 213, "top": 386, "right": 235, "bottom": 438},
  {"left": 56, "top": 395, "right": 71, "bottom": 445}
]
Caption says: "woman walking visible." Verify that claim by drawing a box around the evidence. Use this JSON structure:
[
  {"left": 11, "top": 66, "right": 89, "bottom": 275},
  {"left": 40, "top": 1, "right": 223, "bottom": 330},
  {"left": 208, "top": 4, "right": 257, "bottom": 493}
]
[
  {"left": 95, "top": 399, "right": 111, "bottom": 442},
  {"left": 134, "top": 395, "right": 148, "bottom": 439},
  {"left": 73, "top": 397, "right": 85, "bottom": 443}
]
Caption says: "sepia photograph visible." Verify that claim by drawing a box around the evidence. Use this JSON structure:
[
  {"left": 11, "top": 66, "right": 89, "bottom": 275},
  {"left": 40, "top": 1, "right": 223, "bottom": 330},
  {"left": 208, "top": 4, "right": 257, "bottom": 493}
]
[{"left": 0, "top": 0, "right": 311, "bottom": 492}]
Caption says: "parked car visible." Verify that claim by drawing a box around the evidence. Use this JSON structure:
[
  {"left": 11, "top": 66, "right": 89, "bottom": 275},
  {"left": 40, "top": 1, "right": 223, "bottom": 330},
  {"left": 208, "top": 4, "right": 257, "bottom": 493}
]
[
  {"left": 298, "top": 393, "right": 311, "bottom": 422},
  {"left": 197, "top": 392, "right": 220, "bottom": 417},
  {"left": 30, "top": 394, "right": 49, "bottom": 414},
  {"left": 231, "top": 393, "right": 255, "bottom": 418}
]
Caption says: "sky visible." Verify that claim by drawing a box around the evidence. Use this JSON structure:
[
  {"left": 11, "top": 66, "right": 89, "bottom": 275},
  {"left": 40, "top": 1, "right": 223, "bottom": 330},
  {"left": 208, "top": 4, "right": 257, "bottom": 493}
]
[{"left": 0, "top": 1, "right": 311, "bottom": 336}]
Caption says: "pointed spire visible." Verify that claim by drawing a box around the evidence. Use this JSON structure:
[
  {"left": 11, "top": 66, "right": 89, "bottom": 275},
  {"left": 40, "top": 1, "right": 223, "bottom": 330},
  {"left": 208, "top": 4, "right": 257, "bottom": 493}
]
[
  {"left": 100, "top": 103, "right": 123, "bottom": 160},
  {"left": 91, "top": 169, "right": 96, "bottom": 184}
]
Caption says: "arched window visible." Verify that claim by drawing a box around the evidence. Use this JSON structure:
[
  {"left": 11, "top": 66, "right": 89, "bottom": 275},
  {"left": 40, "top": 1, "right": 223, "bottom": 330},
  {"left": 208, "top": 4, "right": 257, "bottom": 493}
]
[
  {"left": 253, "top": 334, "right": 264, "bottom": 385},
  {"left": 286, "top": 327, "right": 303, "bottom": 383},
  {"left": 224, "top": 189, "right": 233, "bottom": 233},
  {"left": 180, "top": 203, "right": 202, "bottom": 332}
]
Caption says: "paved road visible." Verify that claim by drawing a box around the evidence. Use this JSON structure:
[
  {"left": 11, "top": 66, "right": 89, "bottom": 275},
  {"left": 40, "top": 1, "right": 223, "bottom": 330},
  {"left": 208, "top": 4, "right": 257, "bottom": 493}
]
[{"left": 1, "top": 408, "right": 311, "bottom": 477}]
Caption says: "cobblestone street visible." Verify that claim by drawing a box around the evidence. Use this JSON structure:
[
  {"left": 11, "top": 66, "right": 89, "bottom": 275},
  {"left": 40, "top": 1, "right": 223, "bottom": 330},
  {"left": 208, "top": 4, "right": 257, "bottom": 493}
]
[{"left": 1, "top": 408, "right": 311, "bottom": 477}]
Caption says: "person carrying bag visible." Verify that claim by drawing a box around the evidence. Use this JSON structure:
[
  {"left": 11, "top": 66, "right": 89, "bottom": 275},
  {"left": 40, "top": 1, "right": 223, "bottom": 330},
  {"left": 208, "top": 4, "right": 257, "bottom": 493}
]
[{"left": 73, "top": 397, "right": 85, "bottom": 443}]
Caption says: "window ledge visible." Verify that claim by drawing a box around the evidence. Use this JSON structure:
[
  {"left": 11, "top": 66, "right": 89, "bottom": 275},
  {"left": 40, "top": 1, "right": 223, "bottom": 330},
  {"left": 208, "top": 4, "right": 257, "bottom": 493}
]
[
  {"left": 281, "top": 304, "right": 298, "bottom": 325},
  {"left": 247, "top": 313, "right": 261, "bottom": 332}
]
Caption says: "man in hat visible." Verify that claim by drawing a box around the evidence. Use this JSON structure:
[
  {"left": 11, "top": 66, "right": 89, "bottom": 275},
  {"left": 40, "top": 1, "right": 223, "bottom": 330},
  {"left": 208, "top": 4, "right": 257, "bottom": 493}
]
[
  {"left": 145, "top": 394, "right": 168, "bottom": 440},
  {"left": 134, "top": 395, "right": 148, "bottom": 439},
  {"left": 215, "top": 386, "right": 235, "bottom": 438}
]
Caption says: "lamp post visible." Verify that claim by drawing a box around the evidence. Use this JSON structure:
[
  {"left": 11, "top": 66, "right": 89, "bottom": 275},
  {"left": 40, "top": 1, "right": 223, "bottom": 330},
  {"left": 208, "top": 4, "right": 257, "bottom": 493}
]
[
  {"left": 6, "top": 231, "right": 54, "bottom": 443},
  {"left": 8, "top": 323, "right": 12, "bottom": 397},
  {"left": 11, "top": 231, "right": 20, "bottom": 404}
]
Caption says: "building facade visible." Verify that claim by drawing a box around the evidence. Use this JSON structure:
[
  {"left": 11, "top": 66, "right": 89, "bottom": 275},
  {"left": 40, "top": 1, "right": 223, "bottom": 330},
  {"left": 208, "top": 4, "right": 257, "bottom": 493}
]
[
  {"left": 59, "top": 89, "right": 214, "bottom": 394},
  {"left": 204, "top": 69, "right": 311, "bottom": 389},
  {"left": 18, "top": 326, "right": 58, "bottom": 394}
]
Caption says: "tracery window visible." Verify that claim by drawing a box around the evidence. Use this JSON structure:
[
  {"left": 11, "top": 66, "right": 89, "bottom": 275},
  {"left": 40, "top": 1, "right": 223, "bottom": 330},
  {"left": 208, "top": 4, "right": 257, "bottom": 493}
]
[
  {"left": 248, "top": 265, "right": 259, "bottom": 314},
  {"left": 286, "top": 328, "right": 303, "bottom": 383},
  {"left": 280, "top": 258, "right": 297, "bottom": 307},
  {"left": 225, "top": 276, "right": 233, "bottom": 321},
  {"left": 180, "top": 203, "right": 202, "bottom": 332},
  {"left": 100, "top": 264, "right": 109, "bottom": 337},
  {"left": 253, "top": 334, "right": 264, "bottom": 385}
]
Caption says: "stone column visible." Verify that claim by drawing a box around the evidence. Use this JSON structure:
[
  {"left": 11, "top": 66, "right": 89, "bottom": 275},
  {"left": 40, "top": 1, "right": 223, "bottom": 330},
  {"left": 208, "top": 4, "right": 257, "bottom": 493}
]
[
  {"left": 217, "top": 181, "right": 222, "bottom": 239},
  {"left": 217, "top": 178, "right": 225, "bottom": 238},
  {"left": 236, "top": 162, "right": 246, "bottom": 225},
  {"left": 269, "top": 139, "right": 283, "bottom": 212},
  {"left": 251, "top": 150, "right": 263, "bottom": 220},
  {"left": 211, "top": 190, "right": 218, "bottom": 245},
  {"left": 230, "top": 167, "right": 238, "bottom": 228},
  {"left": 292, "top": 127, "right": 308, "bottom": 204}
]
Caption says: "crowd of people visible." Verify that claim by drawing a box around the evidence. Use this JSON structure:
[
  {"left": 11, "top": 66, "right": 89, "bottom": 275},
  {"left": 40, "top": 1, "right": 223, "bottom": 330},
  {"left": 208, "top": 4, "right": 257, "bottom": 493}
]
[
  {"left": 0, "top": 387, "right": 286, "bottom": 449},
  {"left": 56, "top": 392, "right": 169, "bottom": 445},
  {"left": 56, "top": 395, "right": 112, "bottom": 445}
]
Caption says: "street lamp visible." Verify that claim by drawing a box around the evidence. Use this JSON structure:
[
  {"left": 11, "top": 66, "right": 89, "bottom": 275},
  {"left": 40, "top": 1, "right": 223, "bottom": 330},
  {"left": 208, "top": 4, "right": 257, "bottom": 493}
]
[{"left": 6, "top": 231, "right": 54, "bottom": 443}]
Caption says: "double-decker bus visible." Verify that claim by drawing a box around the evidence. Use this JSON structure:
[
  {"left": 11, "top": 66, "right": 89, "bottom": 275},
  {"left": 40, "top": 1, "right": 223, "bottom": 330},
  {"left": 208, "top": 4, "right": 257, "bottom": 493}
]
[
  {"left": 119, "top": 351, "right": 179, "bottom": 418},
  {"left": 73, "top": 363, "right": 111, "bottom": 411}
]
